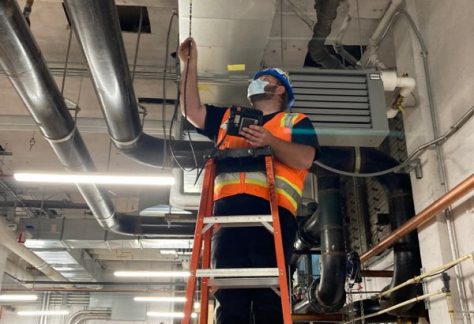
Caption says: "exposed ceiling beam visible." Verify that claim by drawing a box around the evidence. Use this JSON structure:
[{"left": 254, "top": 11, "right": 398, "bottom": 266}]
[{"left": 0, "top": 115, "right": 167, "bottom": 135}]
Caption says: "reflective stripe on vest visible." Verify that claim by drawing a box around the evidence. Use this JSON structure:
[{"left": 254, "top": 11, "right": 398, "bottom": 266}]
[
  {"left": 215, "top": 172, "right": 303, "bottom": 212},
  {"left": 215, "top": 108, "right": 309, "bottom": 215}
]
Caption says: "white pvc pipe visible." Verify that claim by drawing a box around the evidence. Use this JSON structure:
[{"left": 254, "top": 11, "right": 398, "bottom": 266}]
[
  {"left": 362, "top": 0, "right": 403, "bottom": 68},
  {"left": 369, "top": 0, "right": 403, "bottom": 44},
  {"left": 343, "top": 289, "right": 445, "bottom": 324},
  {"left": 378, "top": 253, "right": 473, "bottom": 299},
  {"left": 380, "top": 71, "right": 416, "bottom": 97},
  {"left": 0, "top": 218, "right": 67, "bottom": 282}
]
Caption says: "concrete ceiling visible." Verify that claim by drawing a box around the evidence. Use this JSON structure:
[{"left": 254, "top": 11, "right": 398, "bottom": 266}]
[{"left": 0, "top": 0, "right": 395, "bottom": 278}]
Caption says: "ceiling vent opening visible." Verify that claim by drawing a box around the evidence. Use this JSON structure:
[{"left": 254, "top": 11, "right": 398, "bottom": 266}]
[
  {"left": 116, "top": 6, "right": 151, "bottom": 33},
  {"left": 62, "top": 5, "right": 151, "bottom": 33}
]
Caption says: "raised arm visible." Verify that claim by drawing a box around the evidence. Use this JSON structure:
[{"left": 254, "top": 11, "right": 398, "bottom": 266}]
[{"left": 178, "top": 37, "right": 206, "bottom": 129}]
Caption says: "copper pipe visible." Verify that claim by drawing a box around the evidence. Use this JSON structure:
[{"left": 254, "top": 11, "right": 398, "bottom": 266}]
[
  {"left": 361, "top": 173, "right": 474, "bottom": 262},
  {"left": 360, "top": 270, "right": 393, "bottom": 278},
  {"left": 292, "top": 313, "right": 344, "bottom": 322}
]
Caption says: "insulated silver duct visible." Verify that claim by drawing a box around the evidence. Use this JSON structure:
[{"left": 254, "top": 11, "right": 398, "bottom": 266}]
[
  {"left": 0, "top": 0, "right": 194, "bottom": 236},
  {"left": 63, "top": 0, "right": 211, "bottom": 168}
]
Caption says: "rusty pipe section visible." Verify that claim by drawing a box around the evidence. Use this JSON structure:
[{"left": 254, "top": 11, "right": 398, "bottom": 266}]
[{"left": 361, "top": 173, "right": 474, "bottom": 262}]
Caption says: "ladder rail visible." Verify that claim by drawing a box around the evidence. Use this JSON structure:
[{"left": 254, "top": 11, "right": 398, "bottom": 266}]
[
  {"left": 182, "top": 151, "right": 293, "bottom": 324},
  {"left": 182, "top": 158, "right": 215, "bottom": 324},
  {"left": 265, "top": 155, "right": 292, "bottom": 324}
]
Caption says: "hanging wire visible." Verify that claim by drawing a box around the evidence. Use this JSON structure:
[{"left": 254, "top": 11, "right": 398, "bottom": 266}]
[
  {"left": 131, "top": 7, "right": 144, "bottom": 83},
  {"left": 161, "top": 11, "right": 178, "bottom": 170},
  {"left": 106, "top": 139, "right": 113, "bottom": 172},
  {"left": 355, "top": 0, "right": 364, "bottom": 56},
  {"left": 313, "top": 105, "right": 474, "bottom": 177},
  {"left": 177, "top": 0, "right": 200, "bottom": 173},
  {"left": 280, "top": 0, "right": 284, "bottom": 66},
  {"left": 60, "top": 27, "right": 73, "bottom": 95},
  {"left": 162, "top": 9, "right": 199, "bottom": 173},
  {"left": 70, "top": 55, "right": 87, "bottom": 123}
]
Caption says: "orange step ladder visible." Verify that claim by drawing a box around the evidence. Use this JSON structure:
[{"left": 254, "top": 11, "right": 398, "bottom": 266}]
[{"left": 182, "top": 147, "right": 292, "bottom": 324}]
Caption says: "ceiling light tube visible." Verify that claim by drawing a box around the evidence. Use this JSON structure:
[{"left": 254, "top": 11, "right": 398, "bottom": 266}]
[
  {"left": 147, "top": 312, "right": 197, "bottom": 319},
  {"left": 0, "top": 294, "right": 38, "bottom": 302},
  {"left": 17, "top": 310, "right": 70, "bottom": 316},
  {"left": 14, "top": 173, "right": 175, "bottom": 186},
  {"left": 114, "top": 271, "right": 190, "bottom": 278},
  {"left": 134, "top": 296, "right": 187, "bottom": 303}
]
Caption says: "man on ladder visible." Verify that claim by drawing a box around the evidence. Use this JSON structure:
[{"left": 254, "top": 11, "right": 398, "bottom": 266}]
[{"left": 179, "top": 37, "right": 318, "bottom": 324}]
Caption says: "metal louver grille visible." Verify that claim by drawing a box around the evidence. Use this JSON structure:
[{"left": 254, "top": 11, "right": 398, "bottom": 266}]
[{"left": 290, "top": 69, "right": 388, "bottom": 147}]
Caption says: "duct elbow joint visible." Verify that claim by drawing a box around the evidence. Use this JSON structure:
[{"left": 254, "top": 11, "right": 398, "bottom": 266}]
[
  {"left": 307, "top": 278, "right": 346, "bottom": 313},
  {"left": 381, "top": 71, "right": 416, "bottom": 98}
]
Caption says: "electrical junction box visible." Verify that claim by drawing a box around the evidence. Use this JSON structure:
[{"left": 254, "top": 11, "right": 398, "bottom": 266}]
[{"left": 289, "top": 68, "right": 388, "bottom": 147}]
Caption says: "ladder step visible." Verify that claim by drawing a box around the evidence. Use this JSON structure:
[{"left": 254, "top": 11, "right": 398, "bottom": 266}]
[
  {"left": 196, "top": 268, "right": 278, "bottom": 278},
  {"left": 203, "top": 215, "right": 273, "bottom": 226},
  {"left": 207, "top": 277, "right": 280, "bottom": 289}
]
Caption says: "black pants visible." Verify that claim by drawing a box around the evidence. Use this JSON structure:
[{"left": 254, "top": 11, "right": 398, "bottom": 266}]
[{"left": 212, "top": 194, "right": 297, "bottom": 324}]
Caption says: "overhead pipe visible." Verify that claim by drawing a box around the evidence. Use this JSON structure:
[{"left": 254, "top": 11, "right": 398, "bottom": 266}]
[
  {"left": 0, "top": 0, "right": 194, "bottom": 236},
  {"left": 378, "top": 253, "right": 473, "bottom": 300},
  {"left": 374, "top": 168, "right": 421, "bottom": 313},
  {"left": 331, "top": 147, "right": 421, "bottom": 314},
  {"left": 360, "top": 0, "right": 403, "bottom": 69},
  {"left": 343, "top": 290, "right": 445, "bottom": 324},
  {"left": 66, "top": 310, "right": 111, "bottom": 324},
  {"left": 0, "top": 200, "right": 89, "bottom": 210},
  {"left": 308, "top": 0, "right": 344, "bottom": 69},
  {"left": 296, "top": 147, "right": 422, "bottom": 313},
  {"left": 306, "top": 167, "right": 346, "bottom": 313},
  {"left": 0, "top": 218, "right": 67, "bottom": 282},
  {"left": 332, "top": 2, "right": 360, "bottom": 68},
  {"left": 380, "top": 71, "right": 416, "bottom": 98},
  {"left": 62, "top": 0, "right": 212, "bottom": 168},
  {"left": 342, "top": 299, "right": 412, "bottom": 323},
  {"left": 4, "top": 287, "right": 186, "bottom": 293},
  {"left": 361, "top": 173, "right": 474, "bottom": 262}
]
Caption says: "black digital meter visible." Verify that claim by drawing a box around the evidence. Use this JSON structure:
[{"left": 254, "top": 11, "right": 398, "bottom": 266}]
[{"left": 226, "top": 106, "right": 263, "bottom": 137}]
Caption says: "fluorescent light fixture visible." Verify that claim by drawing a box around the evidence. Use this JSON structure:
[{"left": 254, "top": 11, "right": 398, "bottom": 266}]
[
  {"left": 114, "top": 271, "right": 190, "bottom": 278},
  {"left": 0, "top": 294, "right": 38, "bottom": 302},
  {"left": 14, "top": 172, "right": 175, "bottom": 186},
  {"left": 139, "top": 204, "right": 192, "bottom": 216},
  {"left": 134, "top": 296, "right": 187, "bottom": 303},
  {"left": 17, "top": 310, "right": 70, "bottom": 316},
  {"left": 134, "top": 297, "right": 200, "bottom": 309},
  {"left": 147, "top": 311, "right": 197, "bottom": 319}
]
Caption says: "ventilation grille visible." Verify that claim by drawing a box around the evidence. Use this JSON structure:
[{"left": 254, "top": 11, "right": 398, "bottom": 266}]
[{"left": 290, "top": 69, "right": 388, "bottom": 147}]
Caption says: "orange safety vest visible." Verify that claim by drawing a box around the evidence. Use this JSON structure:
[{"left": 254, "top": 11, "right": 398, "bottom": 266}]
[{"left": 214, "top": 108, "right": 309, "bottom": 216}]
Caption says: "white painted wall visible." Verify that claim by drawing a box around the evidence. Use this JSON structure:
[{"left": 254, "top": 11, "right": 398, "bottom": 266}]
[{"left": 388, "top": 0, "right": 474, "bottom": 323}]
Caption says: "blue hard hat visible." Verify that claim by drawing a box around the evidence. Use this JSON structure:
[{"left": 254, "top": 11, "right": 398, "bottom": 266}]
[{"left": 253, "top": 68, "right": 295, "bottom": 108}]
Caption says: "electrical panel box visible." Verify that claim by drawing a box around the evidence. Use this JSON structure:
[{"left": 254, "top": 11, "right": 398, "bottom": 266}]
[{"left": 290, "top": 68, "right": 388, "bottom": 147}]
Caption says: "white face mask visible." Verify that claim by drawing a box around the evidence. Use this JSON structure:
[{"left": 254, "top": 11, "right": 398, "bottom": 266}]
[{"left": 247, "top": 78, "right": 269, "bottom": 100}]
